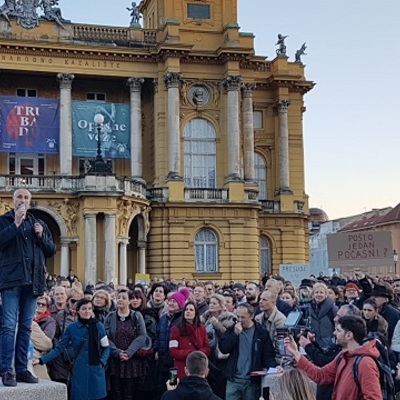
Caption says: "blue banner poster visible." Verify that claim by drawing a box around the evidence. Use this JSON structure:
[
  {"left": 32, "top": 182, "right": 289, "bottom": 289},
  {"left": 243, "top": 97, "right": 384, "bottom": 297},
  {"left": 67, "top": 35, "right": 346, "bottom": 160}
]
[
  {"left": 0, "top": 96, "right": 60, "bottom": 154},
  {"left": 72, "top": 101, "right": 131, "bottom": 159}
]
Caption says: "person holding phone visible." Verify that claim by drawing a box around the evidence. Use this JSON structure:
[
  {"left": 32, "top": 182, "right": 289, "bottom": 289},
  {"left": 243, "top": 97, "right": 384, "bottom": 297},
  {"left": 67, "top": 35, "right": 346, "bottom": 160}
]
[
  {"left": 161, "top": 351, "right": 222, "bottom": 400},
  {"left": 0, "top": 188, "right": 56, "bottom": 387}
]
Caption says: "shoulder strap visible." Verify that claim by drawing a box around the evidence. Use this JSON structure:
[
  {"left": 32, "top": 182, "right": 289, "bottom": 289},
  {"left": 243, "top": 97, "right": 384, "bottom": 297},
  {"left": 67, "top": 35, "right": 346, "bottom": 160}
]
[{"left": 336, "top": 352, "right": 344, "bottom": 367}]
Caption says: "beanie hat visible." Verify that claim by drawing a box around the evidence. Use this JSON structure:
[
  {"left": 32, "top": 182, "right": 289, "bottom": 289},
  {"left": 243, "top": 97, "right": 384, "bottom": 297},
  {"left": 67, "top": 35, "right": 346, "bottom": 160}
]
[
  {"left": 178, "top": 287, "right": 191, "bottom": 301},
  {"left": 232, "top": 283, "right": 246, "bottom": 293},
  {"left": 344, "top": 282, "right": 360, "bottom": 293},
  {"left": 170, "top": 291, "right": 188, "bottom": 309},
  {"left": 371, "top": 285, "right": 392, "bottom": 299}
]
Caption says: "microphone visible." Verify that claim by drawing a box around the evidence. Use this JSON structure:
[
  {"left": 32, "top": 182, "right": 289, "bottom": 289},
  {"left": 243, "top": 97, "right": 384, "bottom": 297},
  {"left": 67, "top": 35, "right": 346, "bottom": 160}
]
[{"left": 19, "top": 204, "right": 26, "bottom": 220}]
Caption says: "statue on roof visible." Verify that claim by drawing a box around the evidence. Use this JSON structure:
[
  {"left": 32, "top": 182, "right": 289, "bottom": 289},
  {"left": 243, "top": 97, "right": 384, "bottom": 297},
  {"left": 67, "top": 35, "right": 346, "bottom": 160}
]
[
  {"left": 295, "top": 43, "right": 307, "bottom": 63},
  {"left": 275, "top": 33, "right": 289, "bottom": 56},
  {"left": 40, "top": 0, "right": 65, "bottom": 29},
  {"left": 0, "top": 0, "right": 17, "bottom": 25},
  {"left": 127, "top": 1, "right": 141, "bottom": 27}
]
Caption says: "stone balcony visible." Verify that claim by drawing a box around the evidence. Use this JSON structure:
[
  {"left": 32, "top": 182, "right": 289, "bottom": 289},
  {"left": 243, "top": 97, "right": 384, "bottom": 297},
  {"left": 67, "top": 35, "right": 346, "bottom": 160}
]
[{"left": 0, "top": 175, "right": 146, "bottom": 199}]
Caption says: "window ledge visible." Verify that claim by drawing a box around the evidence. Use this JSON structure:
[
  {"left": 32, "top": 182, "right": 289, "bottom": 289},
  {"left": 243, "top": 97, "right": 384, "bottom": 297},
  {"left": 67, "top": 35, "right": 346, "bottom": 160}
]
[{"left": 192, "top": 272, "right": 222, "bottom": 279}]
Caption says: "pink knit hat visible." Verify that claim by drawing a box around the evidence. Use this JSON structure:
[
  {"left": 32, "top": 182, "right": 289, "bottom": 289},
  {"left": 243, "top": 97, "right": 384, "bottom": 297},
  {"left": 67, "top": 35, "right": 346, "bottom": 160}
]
[{"left": 170, "top": 289, "right": 189, "bottom": 309}]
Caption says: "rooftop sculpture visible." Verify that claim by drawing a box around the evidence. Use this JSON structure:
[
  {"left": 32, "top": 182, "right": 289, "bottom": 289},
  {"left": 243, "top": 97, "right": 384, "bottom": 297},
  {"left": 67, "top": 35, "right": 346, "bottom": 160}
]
[
  {"left": 127, "top": 1, "right": 141, "bottom": 27},
  {"left": 275, "top": 33, "right": 289, "bottom": 56},
  {"left": 295, "top": 43, "right": 307, "bottom": 63}
]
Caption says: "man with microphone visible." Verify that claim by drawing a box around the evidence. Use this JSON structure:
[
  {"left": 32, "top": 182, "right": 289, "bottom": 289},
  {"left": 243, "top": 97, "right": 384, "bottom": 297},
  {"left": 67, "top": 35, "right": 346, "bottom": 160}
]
[{"left": 0, "top": 188, "right": 56, "bottom": 387}]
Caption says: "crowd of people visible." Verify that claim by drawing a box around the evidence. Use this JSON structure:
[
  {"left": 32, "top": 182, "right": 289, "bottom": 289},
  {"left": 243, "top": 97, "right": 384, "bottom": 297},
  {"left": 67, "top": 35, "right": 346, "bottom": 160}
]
[
  {"left": 3, "top": 190, "right": 400, "bottom": 400},
  {"left": 2, "top": 268, "right": 400, "bottom": 400}
]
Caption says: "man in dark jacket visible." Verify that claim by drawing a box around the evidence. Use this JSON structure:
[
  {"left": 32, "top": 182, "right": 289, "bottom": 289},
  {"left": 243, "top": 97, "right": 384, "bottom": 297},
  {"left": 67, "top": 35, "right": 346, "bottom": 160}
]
[
  {"left": 219, "top": 303, "right": 277, "bottom": 400},
  {"left": 0, "top": 189, "right": 56, "bottom": 387},
  {"left": 161, "top": 350, "right": 221, "bottom": 400}
]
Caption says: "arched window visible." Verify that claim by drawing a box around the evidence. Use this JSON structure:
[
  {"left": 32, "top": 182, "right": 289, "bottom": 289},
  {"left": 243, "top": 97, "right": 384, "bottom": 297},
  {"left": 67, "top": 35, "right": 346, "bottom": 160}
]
[
  {"left": 195, "top": 229, "right": 218, "bottom": 272},
  {"left": 184, "top": 118, "right": 216, "bottom": 188},
  {"left": 254, "top": 153, "right": 267, "bottom": 200},
  {"left": 260, "top": 236, "right": 271, "bottom": 274}
]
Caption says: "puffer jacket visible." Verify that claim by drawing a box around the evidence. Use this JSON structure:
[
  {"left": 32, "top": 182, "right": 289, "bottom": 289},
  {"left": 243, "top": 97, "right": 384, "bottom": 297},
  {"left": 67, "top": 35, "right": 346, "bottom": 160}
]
[
  {"left": 0, "top": 210, "right": 55, "bottom": 294},
  {"left": 296, "top": 339, "right": 383, "bottom": 400}
]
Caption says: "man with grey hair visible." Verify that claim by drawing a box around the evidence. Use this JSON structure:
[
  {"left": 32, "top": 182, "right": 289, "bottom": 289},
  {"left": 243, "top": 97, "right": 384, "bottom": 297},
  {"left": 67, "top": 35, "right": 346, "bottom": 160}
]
[
  {"left": 0, "top": 188, "right": 55, "bottom": 387},
  {"left": 265, "top": 278, "right": 291, "bottom": 316}
]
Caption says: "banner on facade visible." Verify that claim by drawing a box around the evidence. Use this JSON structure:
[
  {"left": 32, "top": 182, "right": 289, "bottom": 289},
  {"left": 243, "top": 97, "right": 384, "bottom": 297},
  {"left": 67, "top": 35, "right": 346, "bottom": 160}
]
[
  {"left": 279, "top": 264, "right": 311, "bottom": 287},
  {"left": 327, "top": 231, "right": 393, "bottom": 268},
  {"left": 0, "top": 96, "right": 60, "bottom": 153},
  {"left": 72, "top": 101, "right": 131, "bottom": 159}
]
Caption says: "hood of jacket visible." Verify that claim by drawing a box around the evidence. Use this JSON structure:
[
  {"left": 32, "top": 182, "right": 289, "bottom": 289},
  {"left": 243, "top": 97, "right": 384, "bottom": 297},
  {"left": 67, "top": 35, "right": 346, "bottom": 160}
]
[{"left": 340, "top": 338, "right": 380, "bottom": 361}]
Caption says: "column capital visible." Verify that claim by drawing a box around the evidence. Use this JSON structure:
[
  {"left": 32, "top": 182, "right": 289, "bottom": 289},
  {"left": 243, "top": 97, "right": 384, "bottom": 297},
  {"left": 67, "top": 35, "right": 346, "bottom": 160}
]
[
  {"left": 274, "top": 99, "right": 291, "bottom": 112},
  {"left": 57, "top": 73, "right": 74, "bottom": 89},
  {"left": 242, "top": 82, "right": 256, "bottom": 98},
  {"left": 222, "top": 75, "right": 242, "bottom": 91},
  {"left": 127, "top": 77, "right": 144, "bottom": 92},
  {"left": 164, "top": 72, "right": 183, "bottom": 89},
  {"left": 84, "top": 212, "right": 97, "bottom": 219}
]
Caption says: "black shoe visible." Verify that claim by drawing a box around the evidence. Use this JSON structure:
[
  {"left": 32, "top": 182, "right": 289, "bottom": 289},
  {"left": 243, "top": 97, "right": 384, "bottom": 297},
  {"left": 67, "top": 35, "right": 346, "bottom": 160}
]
[
  {"left": 2, "top": 371, "right": 17, "bottom": 387},
  {"left": 16, "top": 370, "right": 39, "bottom": 384}
]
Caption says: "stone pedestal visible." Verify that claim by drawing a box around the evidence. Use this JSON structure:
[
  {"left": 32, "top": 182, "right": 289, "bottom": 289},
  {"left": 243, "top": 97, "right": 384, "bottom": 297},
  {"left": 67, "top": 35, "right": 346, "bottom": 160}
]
[{"left": 0, "top": 380, "right": 67, "bottom": 400}]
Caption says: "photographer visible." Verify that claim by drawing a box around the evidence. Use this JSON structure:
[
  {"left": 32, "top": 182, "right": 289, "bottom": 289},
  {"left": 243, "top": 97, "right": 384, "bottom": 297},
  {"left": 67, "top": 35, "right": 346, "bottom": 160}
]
[{"left": 161, "top": 351, "right": 221, "bottom": 400}]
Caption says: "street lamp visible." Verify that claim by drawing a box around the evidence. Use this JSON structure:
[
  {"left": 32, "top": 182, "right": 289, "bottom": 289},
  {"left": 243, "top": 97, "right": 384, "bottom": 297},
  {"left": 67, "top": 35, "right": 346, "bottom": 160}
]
[
  {"left": 87, "top": 113, "right": 113, "bottom": 174},
  {"left": 394, "top": 250, "right": 399, "bottom": 276}
]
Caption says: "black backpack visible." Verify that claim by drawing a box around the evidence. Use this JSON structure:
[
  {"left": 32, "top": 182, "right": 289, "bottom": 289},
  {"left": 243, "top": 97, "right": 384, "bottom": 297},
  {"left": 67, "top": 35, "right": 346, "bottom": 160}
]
[{"left": 336, "top": 339, "right": 395, "bottom": 400}]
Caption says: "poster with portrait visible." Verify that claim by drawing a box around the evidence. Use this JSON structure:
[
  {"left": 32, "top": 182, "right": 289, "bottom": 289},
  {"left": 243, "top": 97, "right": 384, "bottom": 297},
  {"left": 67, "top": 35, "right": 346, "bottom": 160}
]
[
  {"left": 72, "top": 101, "right": 131, "bottom": 159},
  {"left": 0, "top": 96, "right": 60, "bottom": 154}
]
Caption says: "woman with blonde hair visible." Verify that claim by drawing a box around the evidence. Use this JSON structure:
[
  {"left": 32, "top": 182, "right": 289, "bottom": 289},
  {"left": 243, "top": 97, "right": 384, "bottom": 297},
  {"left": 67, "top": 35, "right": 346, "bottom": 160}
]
[
  {"left": 92, "top": 289, "right": 112, "bottom": 323},
  {"left": 278, "top": 369, "right": 315, "bottom": 400},
  {"left": 303, "top": 282, "right": 337, "bottom": 353}
]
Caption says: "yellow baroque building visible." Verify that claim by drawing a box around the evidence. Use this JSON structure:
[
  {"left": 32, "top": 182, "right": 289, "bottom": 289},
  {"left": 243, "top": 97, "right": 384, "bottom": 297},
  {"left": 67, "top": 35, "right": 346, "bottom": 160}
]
[{"left": 0, "top": 0, "right": 314, "bottom": 284}]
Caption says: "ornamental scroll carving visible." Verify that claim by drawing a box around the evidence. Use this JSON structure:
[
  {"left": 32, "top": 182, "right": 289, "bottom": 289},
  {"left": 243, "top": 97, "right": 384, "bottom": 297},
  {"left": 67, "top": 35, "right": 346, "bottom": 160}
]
[
  {"left": 48, "top": 198, "right": 79, "bottom": 236},
  {"left": 117, "top": 200, "right": 140, "bottom": 237},
  {"left": 0, "top": 199, "right": 11, "bottom": 215}
]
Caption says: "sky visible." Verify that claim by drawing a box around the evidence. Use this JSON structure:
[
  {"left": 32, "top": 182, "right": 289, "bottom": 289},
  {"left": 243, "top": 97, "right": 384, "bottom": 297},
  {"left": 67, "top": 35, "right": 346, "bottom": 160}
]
[{"left": 60, "top": 0, "right": 400, "bottom": 220}]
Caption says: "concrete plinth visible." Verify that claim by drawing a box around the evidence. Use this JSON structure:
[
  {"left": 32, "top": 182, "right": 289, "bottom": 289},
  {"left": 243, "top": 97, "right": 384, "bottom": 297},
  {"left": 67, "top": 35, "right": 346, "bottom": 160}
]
[{"left": 0, "top": 380, "right": 67, "bottom": 400}]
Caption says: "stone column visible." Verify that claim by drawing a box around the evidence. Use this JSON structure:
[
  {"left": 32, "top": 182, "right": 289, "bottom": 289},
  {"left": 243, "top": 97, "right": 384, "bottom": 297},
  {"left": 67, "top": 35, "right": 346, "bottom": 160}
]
[
  {"left": 84, "top": 213, "right": 97, "bottom": 285},
  {"left": 275, "top": 100, "right": 292, "bottom": 193},
  {"left": 137, "top": 240, "right": 146, "bottom": 274},
  {"left": 57, "top": 73, "right": 74, "bottom": 176},
  {"left": 60, "top": 238, "right": 70, "bottom": 278},
  {"left": 164, "top": 72, "right": 183, "bottom": 180},
  {"left": 104, "top": 213, "right": 117, "bottom": 284},
  {"left": 127, "top": 78, "right": 144, "bottom": 179},
  {"left": 119, "top": 238, "right": 129, "bottom": 285},
  {"left": 223, "top": 75, "right": 242, "bottom": 181},
  {"left": 242, "top": 83, "right": 256, "bottom": 183}
]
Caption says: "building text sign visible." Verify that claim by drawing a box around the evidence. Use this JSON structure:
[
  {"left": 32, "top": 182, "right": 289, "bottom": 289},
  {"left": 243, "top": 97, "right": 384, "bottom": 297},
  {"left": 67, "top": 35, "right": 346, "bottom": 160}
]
[{"left": 327, "top": 231, "right": 393, "bottom": 268}]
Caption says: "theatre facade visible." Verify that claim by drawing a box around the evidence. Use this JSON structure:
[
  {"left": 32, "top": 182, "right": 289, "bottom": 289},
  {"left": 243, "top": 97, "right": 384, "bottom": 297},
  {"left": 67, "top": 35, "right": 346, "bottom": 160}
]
[{"left": 0, "top": 0, "right": 314, "bottom": 284}]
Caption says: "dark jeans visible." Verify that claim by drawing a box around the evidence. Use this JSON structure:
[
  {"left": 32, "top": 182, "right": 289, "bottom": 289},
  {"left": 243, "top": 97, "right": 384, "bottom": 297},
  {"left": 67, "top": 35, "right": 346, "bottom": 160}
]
[{"left": 0, "top": 284, "right": 37, "bottom": 373}]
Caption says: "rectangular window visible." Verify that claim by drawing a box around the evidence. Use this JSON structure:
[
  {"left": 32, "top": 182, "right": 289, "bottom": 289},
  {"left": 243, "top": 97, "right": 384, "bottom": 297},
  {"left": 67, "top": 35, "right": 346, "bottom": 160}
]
[
  {"left": 86, "top": 92, "right": 106, "bottom": 101},
  {"left": 16, "top": 88, "right": 37, "bottom": 97},
  {"left": 253, "top": 111, "right": 263, "bottom": 129},
  {"left": 187, "top": 4, "right": 211, "bottom": 19}
]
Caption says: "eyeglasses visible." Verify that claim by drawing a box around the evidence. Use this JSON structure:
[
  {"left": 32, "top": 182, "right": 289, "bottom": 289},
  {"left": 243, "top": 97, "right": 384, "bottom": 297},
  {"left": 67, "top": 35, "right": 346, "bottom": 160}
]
[
  {"left": 36, "top": 302, "right": 47, "bottom": 307},
  {"left": 95, "top": 296, "right": 107, "bottom": 301}
]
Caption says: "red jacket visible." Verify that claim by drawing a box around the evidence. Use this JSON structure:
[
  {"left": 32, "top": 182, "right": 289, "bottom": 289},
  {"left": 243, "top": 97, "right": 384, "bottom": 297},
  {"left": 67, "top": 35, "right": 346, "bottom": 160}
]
[
  {"left": 296, "top": 339, "right": 383, "bottom": 400},
  {"left": 170, "top": 323, "right": 210, "bottom": 378}
]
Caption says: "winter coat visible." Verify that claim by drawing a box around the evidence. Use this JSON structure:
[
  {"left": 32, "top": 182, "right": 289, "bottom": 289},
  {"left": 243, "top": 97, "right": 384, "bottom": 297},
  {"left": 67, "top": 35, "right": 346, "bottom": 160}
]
[
  {"left": 255, "top": 307, "right": 286, "bottom": 342},
  {"left": 380, "top": 302, "right": 400, "bottom": 343},
  {"left": 170, "top": 322, "right": 211, "bottom": 379},
  {"left": 155, "top": 311, "right": 182, "bottom": 373},
  {"left": 304, "top": 298, "right": 338, "bottom": 352},
  {"left": 0, "top": 210, "right": 55, "bottom": 294},
  {"left": 161, "top": 375, "right": 222, "bottom": 400},
  {"left": 218, "top": 322, "right": 277, "bottom": 381},
  {"left": 42, "top": 320, "right": 109, "bottom": 400},
  {"left": 31, "top": 321, "right": 53, "bottom": 380},
  {"left": 201, "top": 310, "right": 236, "bottom": 348},
  {"left": 296, "top": 339, "right": 383, "bottom": 400}
]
